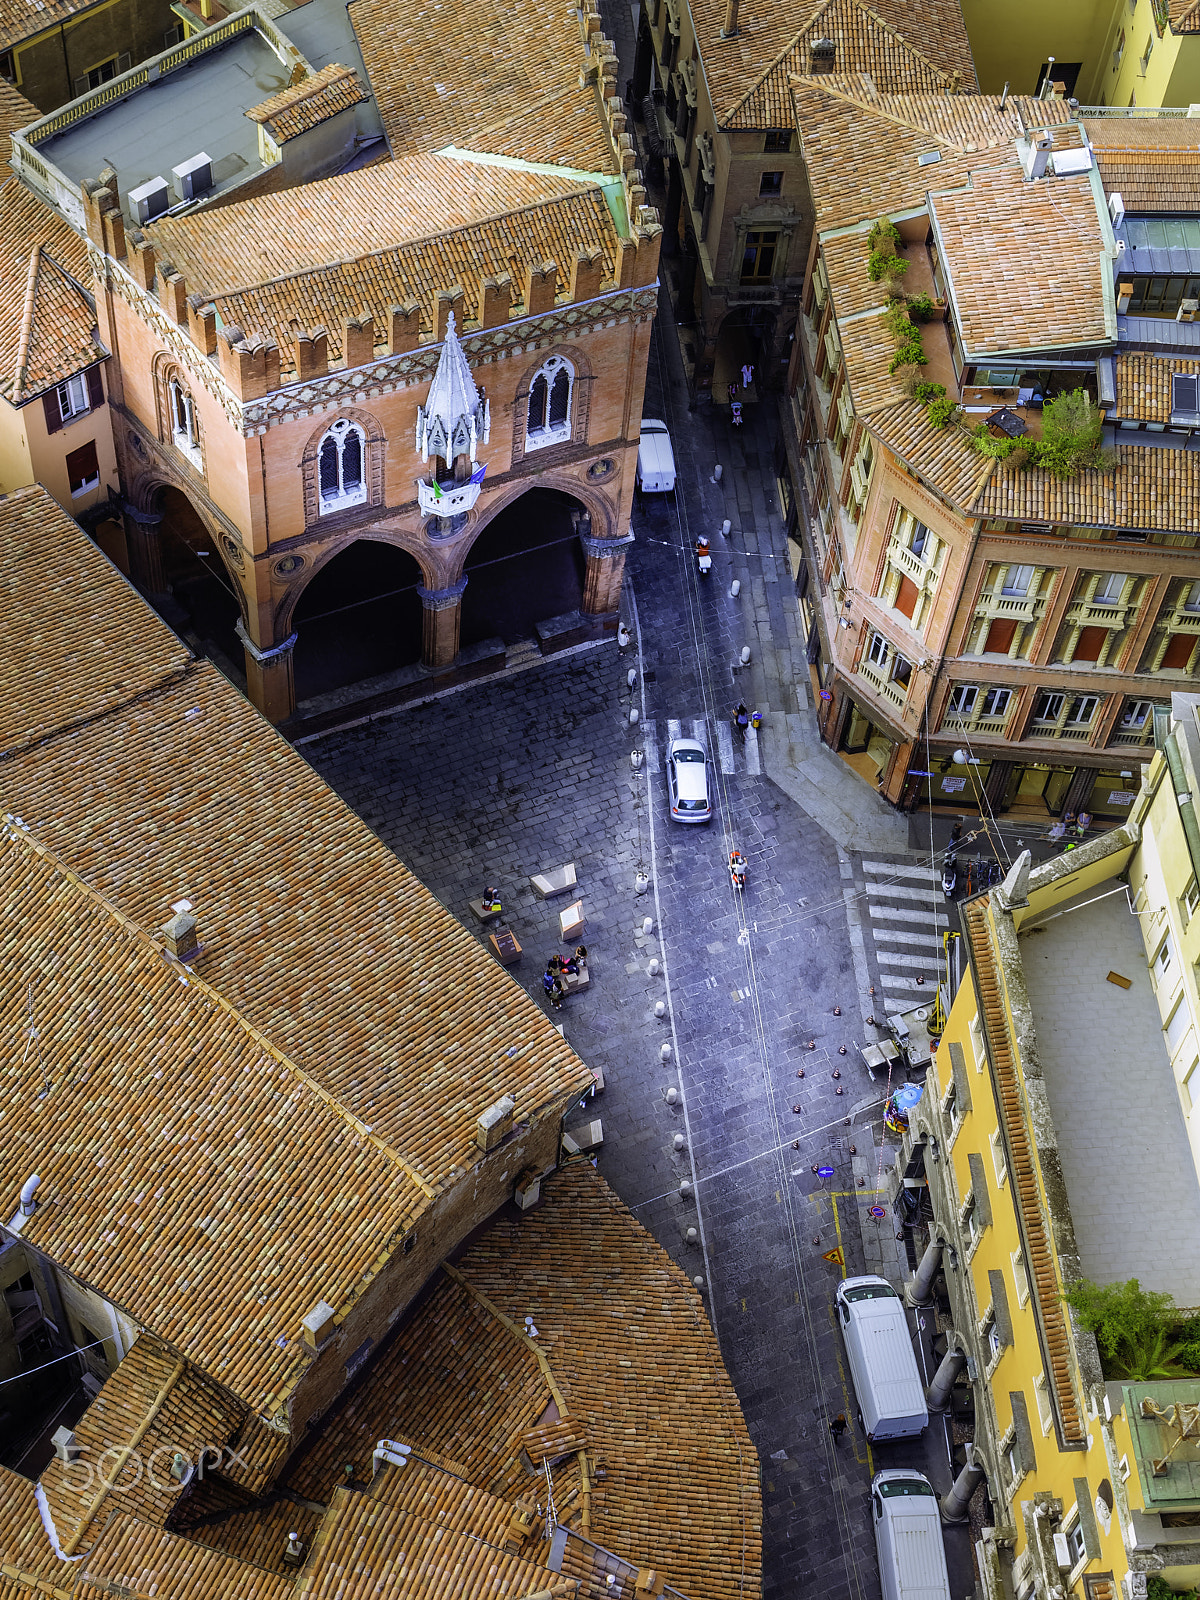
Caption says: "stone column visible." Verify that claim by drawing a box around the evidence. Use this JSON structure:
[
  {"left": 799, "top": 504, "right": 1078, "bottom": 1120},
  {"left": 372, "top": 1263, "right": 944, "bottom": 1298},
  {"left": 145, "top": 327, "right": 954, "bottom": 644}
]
[
  {"left": 904, "top": 1237, "right": 944, "bottom": 1307},
  {"left": 927, "top": 1345, "right": 967, "bottom": 1411},
  {"left": 418, "top": 576, "right": 468, "bottom": 669},
  {"left": 122, "top": 502, "right": 167, "bottom": 594},
  {"left": 236, "top": 618, "right": 297, "bottom": 725},
  {"left": 940, "top": 1444, "right": 985, "bottom": 1524},
  {"left": 580, "top": 529, "right": 635, "bottom": 618}
]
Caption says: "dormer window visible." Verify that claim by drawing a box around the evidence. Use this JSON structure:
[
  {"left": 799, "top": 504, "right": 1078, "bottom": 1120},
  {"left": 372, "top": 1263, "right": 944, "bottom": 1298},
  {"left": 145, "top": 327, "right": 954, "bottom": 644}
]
[
  {"left": 318, "top": 418, "right": 366, "bottom": 513},
  {"left": 526, "top": 356, "right": 573, "bottom": 451}
]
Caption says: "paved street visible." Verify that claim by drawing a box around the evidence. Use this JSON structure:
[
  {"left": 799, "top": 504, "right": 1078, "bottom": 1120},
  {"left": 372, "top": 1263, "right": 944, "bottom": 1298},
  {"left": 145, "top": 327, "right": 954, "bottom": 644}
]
[{"left": 300, "top": 301, "right": 978, "bottom": 1597}]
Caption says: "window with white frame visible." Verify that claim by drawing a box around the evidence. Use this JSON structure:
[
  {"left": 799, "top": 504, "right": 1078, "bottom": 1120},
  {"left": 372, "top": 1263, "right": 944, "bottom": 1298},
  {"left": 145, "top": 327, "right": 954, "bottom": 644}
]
[
  {"left": 1183, "top": 581, "right": 1200, "bottom": 612},
  {"left": 1034, "top": 1373, "right": 1053, "bottom": 1433},
  {"left": 1153, "top": 930, "right": 1175, "bottom": 986},
  {"left": 982, "top": 686, "right": 1012, "bottom": 718},
  {"left": 963, "top": 1193, "right": 978, "bottom": 1246},
  {"left": 1001, "top": 564, "right": 1034, "bottom": 597},
  {"left": 1011, "top": 1249, "right": 1030, "bottom": 1306},
  {"left": 57, "top": 373, "right": 90, "bottom": 422},
  {"left": 1182, "top": 877, "right": 1200, "bottom": 928},
  {"left": 1065, "top": 1513, "right": 1086, "bottom": 1569},
  {"left": 970, "top": 1015, "right": 986, "bottom": 1071},
  {"left": 1034, "top": 690, "right": 1065, "bottom": 723},
  {"left": 526, "top": 355, "right": 573, "bottom": 451},
  {"left": 1122, "top": 698, "right": 1154, "bottom": 728},
  {"left": 1182, "top": 1055, "right": 1199, "bottom": 1113},
  {"left": 867, "top": 631, "right": 889, "bottom": 668},
  {"left": 318, "top": 418, "right": 366, "bottom": 512},
  {"left": 1165, "top": 994, "right": 1191, "bottom": 1057},
  {"left": 1006, "top": 1438, "right": 1022, "bottom": 1485},
  {"left": 942, "top": 1080, "right": 958, "bottom": 1131},
  {"left": 985, "top": 1309, "right": 1002, "bottom": 1362},
  {"left": 1119, "top": 1453, "right": 1130, "bottom": 1482},
  {"left": 169, "top": 378, "right": 202, "bottom": 465},
  {"left": 990, "top": 1126, "right": 1007, "bottom": 1187},
  {"left": 1092, "top": 571, "right": 1127, "bottom": 605},
  {"left": 1067, "top": 694, "right": 1100, "bottom": 726},
  {"left": 947, "top": 685, "right": 978, "bottom": 718}
]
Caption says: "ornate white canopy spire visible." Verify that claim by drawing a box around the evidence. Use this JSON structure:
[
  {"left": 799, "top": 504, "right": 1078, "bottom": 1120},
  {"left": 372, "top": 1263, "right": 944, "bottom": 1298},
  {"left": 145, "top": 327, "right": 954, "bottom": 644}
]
[{"left": 415, "top": 312, "right": 491, "bottom": 464}]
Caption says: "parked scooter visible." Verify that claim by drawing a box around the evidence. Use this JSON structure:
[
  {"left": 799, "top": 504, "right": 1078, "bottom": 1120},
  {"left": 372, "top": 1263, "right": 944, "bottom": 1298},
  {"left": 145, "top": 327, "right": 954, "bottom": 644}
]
[
  {"left": 696, "top": 536, "right": 712, "bottom": 578},
  {"left": 941, "top": 853, "right": 958, "bottom": 900},
  {"left": 729, "top": 848, "right": 748, "bottom": 890}
]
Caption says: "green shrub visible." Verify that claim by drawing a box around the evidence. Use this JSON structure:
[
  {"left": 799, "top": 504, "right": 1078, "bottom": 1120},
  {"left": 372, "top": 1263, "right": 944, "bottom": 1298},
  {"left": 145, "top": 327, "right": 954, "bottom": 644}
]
[
  {"left": 1064, "top": 1277, "right": 1186, "bottom": 1380},
  {"left": 1148, "top": 1575, "right": 1199, "bottom": 1600},
  {"left": 867, "top": 218, "right": 901, "bottom": 253},
  {"left": 888, "top": 342, "right": 927, "bottom": 373},
  {"left": 1030, "top": 388, "right": 1107, "bottom": 478},
  {"left": 907, "top": 291, "right": 936, "bottom": 322},
  {"left": 913, "top": 381, "right": 946, "bottom": 404},
  {"left": 868, "top": 250, "right": 909, "bottom": 282},
  {"left": 884, "top": 304, "right": 917, "bottom": 342},
  {"left": 926, "top": 396, "right": 958, "bottom": 429}
]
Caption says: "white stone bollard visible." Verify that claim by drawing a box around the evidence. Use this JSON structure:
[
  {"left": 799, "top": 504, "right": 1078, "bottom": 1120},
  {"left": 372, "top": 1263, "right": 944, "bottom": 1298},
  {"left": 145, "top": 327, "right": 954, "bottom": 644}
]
[
  {"left": 630, "top": 749, "right": 643, "bottom": 770},
  {"left": 648, "top": 958, "right": 660, "bottom": 976},
  {"left": 665, "top": 1086, "right": 678, "bottom": 1105},
  {"left": 711, "top": 464, "right": 723, "bottom": 483},
  {"left": 673, "top": 1133, "right": 686, "bottom": 1151},
  {"left": 680, "top": 1180, "right": 693, "bottom": 1197},
  {"left": 635, "top": 871, "right": 650, "bottom": 895},
  {"left": 629, "top": 706, "right": 639, "bottom": 724},
  {"left": 660, "top": 1042, "right": 672, "bottom": 1060},
  {"left": 642, "top": 916, "right": 653, "bottom": 935},
  {"left": 627, "top": 667, "right": 637, "bottom": 688},
  {"left": 686, "top": 1227, "right": 698, "bottom": 1243},
  {"left": 654, "top": 1000, "right": 666, "bottom": 1018},
  {"left": 721, "top": 519, "right": 731, "bottom": 537},
  {"left": 740, "top": 646, "right": 751, "bottom": 665},
  {"left": 730, "top": 579, "right": 741, "bottom": 597}
]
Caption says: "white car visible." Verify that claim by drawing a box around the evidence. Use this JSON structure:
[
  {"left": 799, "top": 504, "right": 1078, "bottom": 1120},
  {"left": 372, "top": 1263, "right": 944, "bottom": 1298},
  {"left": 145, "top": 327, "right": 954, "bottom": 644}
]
[
  {"left": 666, "top": 737, "right": 710, "bottom": 823},
  {"left": 636, "top": 418, "right": 676, "bottom": 493}
]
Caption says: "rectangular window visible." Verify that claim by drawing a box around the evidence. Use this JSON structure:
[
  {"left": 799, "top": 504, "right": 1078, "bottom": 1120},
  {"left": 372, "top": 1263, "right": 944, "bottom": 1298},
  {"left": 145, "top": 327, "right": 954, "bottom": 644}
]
[
  {"left": 867, "top": 632, "right": 889, "bottom": 667},
  {"left": 1173, "top": 375, "right": 1199, "bottom": 416},
  {"left": 1067, "top": 694, "right": 1100, "bottom": 725},
  {"left": 0, "top": 50, "right": 14, "bottom": 82},
  {"left": 57, "top": 374, "right": 89, "bottom": 422},
  {"left": 1182, "top": 581, "right": 1200, "bottom": 612},
  {"left": 981, "top": 686, "right": 1011, "bottom": 718},
  {"left": 1035, "top": 691, "right": 1065, "bottom": 722},
  {"left": 1165, "top": 995, "right": 1191, "bottom": 1056},
  {"left": 1122, "top": 698, "right": 1153, "bottom": 728},
  {"left": 1182, "top": 1056, "right": 1199, "bottom": 1113},
  {"left": 759, "top": 171, "right": 783, "bottom": 197},
  {"left": 1183, "top": 878, "right": 1200, "bottom": 927},
  {"left": 764, "top": 129, "right": 792, "bottom": 152},
  {"left": 985, "top": 1311, "right": 1002, "bottom": 1361},
  {"left": 990, "top": 1127, "right": 1007, "bottom": 1187},
  {"left": 970, "top": 1015, "right": 986, "bottom": 1071},
  {"left": 1153, "top": 931, "right": 1175, "bottom": 985},
  {"left": 963, "top": 1194, "right": 978, "bottom": 1245},
  {"left": 1002, "top": 564, "right": 1034, "bottom": 596},
  {"left": 1092, "top": 571, "right": 1127, "bottom": 605},
  {"left": 1034, "top": 1373, "right": 1053, "bottom": 1433},
  {"left": 1011, "top": 1249, "right": 1030, "bottom": 1306},
  {"left": 1067, "top": 1517, "right": 1086, "bottom": 1567},
  {"left": 741, "top": 230, "right": 778, "bottom": 284},
  {"left": 1119, "top": 1454, "right": 1130, "bottom": 1481},
  {"left": 65, "top": 439, "right": 99, "bottom": 496},
  {"left": 948, "top": 685, "right": 979, "bottom": 717},
  {"left": 943, "top": 1081, "right": 957, "bottom": 1129},
  {"left": 891, "top": 654, "right": 913, "bottom": 689},
  {"left": 909, "top": 519, "right": 932, "bottom": 559}
]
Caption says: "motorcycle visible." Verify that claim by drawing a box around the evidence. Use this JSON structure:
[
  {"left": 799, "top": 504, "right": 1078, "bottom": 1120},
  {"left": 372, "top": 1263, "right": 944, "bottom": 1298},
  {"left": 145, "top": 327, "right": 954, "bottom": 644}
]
[
  {"left": 729, "top": 851, "right": 747, "bottom": 890},
  {"left": 696, "top": 541, "right": 712, "bottom": 579},
  {"left": 941, "top": 855, "right": 958, "bottom": 900}
]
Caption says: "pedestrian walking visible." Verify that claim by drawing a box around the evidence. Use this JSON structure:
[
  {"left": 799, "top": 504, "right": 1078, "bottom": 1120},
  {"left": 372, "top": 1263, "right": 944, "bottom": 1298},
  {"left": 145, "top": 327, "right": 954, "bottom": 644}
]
[
  {"left": 732, "top": 702, "right": 749, "bottom": 742},
  {"left": 829, "top": 1413, "right": 847, "bottom": 1443},
  {"left": 948, "top": 821, "right": 963, "bottom": 850},
  {"left": 741, "top": 362, "right": 754, "bottom": 389}
]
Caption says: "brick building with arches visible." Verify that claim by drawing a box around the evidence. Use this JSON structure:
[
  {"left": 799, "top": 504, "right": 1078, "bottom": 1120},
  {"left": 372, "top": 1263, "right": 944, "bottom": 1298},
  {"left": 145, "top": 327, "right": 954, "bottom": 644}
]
[{"left": 11, "top": 0, "right": 661, "bottom": 723}]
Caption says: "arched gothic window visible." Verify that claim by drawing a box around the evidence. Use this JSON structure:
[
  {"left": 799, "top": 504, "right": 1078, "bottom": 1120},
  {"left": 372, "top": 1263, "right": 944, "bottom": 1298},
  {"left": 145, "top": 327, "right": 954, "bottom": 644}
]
[
  {"left": 168, "top": 377, "right": 202, "bottom": 467},
  {"left": 525, "top": 356, "right": 574, "bottom": 452},
  {"left": 318, "top": 418, "right": 366, "bottom": 512}
]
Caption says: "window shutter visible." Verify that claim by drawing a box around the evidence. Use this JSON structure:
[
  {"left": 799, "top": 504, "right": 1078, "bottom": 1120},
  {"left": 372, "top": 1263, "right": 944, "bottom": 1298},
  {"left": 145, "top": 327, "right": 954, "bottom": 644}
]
[
  {"left": 946, "top": 1041, "right": 971, "bottom": 1115},
  {"left": 1009, "top": 1391, "right": 1037, "bottom": 1476},
  {"left": 43, "top": 389, "right": 63, "bottom": 434},
  {"left": 967, "top": 1152, "right": 991, "bottom": 1228},
  {"left": 989, "top": 1268, "right": 1013, "bottom": 1347},
  {"left": 86, "top": 365, "right": 104, "bottom": 410},
  {"left": 1073, "top": 1478, "right": 1102, "bottom": 1559}
]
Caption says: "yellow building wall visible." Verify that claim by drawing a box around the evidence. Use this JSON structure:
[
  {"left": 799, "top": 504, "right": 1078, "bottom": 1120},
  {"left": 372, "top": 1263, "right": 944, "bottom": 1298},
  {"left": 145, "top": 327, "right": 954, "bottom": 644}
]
[
  {"left": 0, "top": 395, "right": 34, "bottom": 498},
  {"left": 960, "top": 0, "right": 1114, "bottom": 97},
  {"left": 24, "top": 371, "right": 120, "bottom": 520},
  {"left": 937, "top": 918, "right": 1130, "bottom": 1588},
  {"left": 1102, "top": 0, "right": 1200, "bottom": 107}
]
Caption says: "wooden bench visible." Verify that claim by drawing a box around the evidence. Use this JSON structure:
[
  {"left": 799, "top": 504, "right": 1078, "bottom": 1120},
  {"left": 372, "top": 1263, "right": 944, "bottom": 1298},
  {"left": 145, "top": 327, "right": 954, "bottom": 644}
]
[
  {"left": 530, "top": 864, "right": 577, "bottom": 900},
  {"left": 559, "top": 900, "right": 584, "bottom": 941},
  {"left": 488, "top": 928, "right": 522, "bottom": 967},
  {"left": 469, "top": 897, "right": 503, "bottom": 924}
]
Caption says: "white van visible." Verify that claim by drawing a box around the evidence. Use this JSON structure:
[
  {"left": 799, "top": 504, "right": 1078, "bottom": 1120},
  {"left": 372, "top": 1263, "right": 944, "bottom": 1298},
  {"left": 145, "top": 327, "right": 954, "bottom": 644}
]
[
  {"left": 871, "top": 1470, "right": 952, "bottom": 1600},
  {"left": 835, "top": 1275, "right": 928, "bottom": 1442},
  {"left": 636, "top": 418, "right": 676, "bottom": 493}
]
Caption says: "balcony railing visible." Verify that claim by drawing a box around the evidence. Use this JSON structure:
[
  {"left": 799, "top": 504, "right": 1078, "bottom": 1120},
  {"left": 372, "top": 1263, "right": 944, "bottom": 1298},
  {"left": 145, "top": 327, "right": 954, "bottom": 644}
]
[
  {"left": 1164, "top": 605, "right": 1200, "bottom": 633},
  {"left": 976, "top": 589, "right": 1043, "bottom": 621},
  {"left": 890, "top": 541, "right": 935, "bottom": 587},
  {"left": 1064, "top": 600, "right": 1132, "bottom": 629},
  {"left": 857, "top": 658, "right": 908, "bottom": 710},
  {"left": 1111, "top": 726, "right": 1155, "bottom": 746},
  {"left": 416, "top": 477, "right": 481, "bottom": 518}
]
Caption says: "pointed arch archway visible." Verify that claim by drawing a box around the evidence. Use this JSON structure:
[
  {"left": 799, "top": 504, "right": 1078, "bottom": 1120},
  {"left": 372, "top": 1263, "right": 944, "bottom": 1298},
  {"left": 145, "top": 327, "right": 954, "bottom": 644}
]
[{"left": 458, "top": 486, "right": 591, "bottom": 649}]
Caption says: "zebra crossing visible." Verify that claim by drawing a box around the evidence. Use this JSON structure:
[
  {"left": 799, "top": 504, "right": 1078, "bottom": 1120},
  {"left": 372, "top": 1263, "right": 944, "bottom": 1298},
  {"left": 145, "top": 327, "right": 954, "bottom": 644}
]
[
  {"left": 860, "top": 857, "right": 950, "bottom": 1018},
  {"left": 641, "top": 716, "right": 761, "bottom": 777}
]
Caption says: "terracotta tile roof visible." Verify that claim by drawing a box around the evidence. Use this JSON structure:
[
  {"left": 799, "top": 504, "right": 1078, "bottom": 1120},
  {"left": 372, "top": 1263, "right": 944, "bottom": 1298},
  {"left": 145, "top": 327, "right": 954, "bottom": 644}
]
[
  {"left": 187, "top": 1494, "right": 325, "bottom": 1571},
  {"left": 725, "top": 0, "right": 957, "bottom": 130},
  {"left": 0, "top": 179, "right": 103, "bottom": 402},
  {"left": 147, "top": 154, "right": 606, "bottom": 298},
  {"left": 970, "top": 442, "right": 1200, "bottom": 532},
  {"left": 792, "top": 80, "right": 1070, "bottom": 230},
  {"left": 698, "top": 0, "right": 975, "bottom": 125},
  {"left": 522, "top": 1415, "right": 589, "bottom": 1465},
  {"left": 870, "top": 400, "right": 998, "bottom": 510},
  {"left": 0, "top": 821, "right": 431, "bottom": 1415},
  {"left": 0, "top": 1465, "right": 58, "bottom": 1586},
  {"left": 1115, "top": 351, "right": 1200, "bottom": 422},
  {"left": 349, "top": 0, "right": 617, "bottom": 172},
  {"left": 1082, "top": 118, "right": 1200, "bottom": 212},
  {"left": 245, "top": 63, "right": 369, "bottom": 142},
  {"left": 928, "top": 159, "right": 1110, "bottom": 355},
  {"left": 40, "top": 1334, "right": 246, "bottom": 1551},
  {"left": 77, "top": 1513, "right": 295, "bottom": 1600},
  {"left": 1170, "top": 0, "right": 1200, "bottom": 30},
  {"left": 0, "top": 485, "right": 189, "bottom": 757},
  {"left": 0, "top": 81, "right": 38, "bottom": 179},
  {"left": 0, "top": 0, "right": 89, "bottom": 52}
]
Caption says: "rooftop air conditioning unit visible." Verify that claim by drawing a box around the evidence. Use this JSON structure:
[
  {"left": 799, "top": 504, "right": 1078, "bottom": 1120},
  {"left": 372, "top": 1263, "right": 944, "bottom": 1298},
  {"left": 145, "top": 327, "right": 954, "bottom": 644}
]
[
  {"left": 171, "top": 151, "right": 212, "bottom": 203},
  {"left": 1178, "top": 298, "right": 1199, "bottom": 324},
  {"left": 1109, "top": 190, "right": 1125, "bottom": 229},
  {"left": 128, "top": 176, "right": 169, "bottom": 225}
]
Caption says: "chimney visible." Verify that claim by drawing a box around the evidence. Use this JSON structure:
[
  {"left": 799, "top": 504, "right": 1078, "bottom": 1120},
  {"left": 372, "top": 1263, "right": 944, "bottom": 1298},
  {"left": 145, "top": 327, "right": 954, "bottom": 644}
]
[
  {"left": 188, "top": 296, "right": 217, "bottom": 356},
  {"left": 435, "top": 285, "right": 465, "bottom": 341},
  {"left": 809, "top": 36, "right": 836, "bottom": 73},
  {"left": 388, "top": 300, "right": 421, "bottom": 355},
  {"left": 1026, "top": 132, "right": 1052, "bottom": 181},
  {"left": 342, "top": 313, "right": 374, "bottom": 368},
  {"left": 616, "top": 235, "right": 638, "bottom": 290},
  {"left": 720, "top": 0, "right": 738, "bottom": 37},
  {"left": 80, "top": 179, "right": 115, "bottom": 249},
  {"left": 480, "top": 274, "right": 512, "bottom": 329},
  {"left": 571, "top": 248, "right": 604, "bottom": 305},
  {"left": 160, "top": 908, "right": 199, "bottom": 961},
  {"left": 293, "top": 326, "right": 329, "bottom": 380},
  {"left": 525, "top": 259, "right": 558, "bottom": 316},
  {"left": 300, "top": 1299, "right": 337, "bottom": 1351},
  {"left": 476, "top": 1094, "right": 516, "bottom": 1153}
]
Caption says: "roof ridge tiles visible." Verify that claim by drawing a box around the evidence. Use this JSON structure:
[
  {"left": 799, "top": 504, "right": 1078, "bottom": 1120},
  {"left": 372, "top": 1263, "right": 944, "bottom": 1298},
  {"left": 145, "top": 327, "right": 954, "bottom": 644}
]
[{"left": 10, "top": 241, "right": 38, "bottom": 403}]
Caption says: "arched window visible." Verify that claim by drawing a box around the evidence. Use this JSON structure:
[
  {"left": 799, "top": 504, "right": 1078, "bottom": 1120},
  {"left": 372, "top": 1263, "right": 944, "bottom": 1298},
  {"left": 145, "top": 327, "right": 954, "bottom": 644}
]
[
  {"left": 318, "top": 418, "right": 366, "bottom": 512},
  {"left": 168, "top": 377, "right": 202, "bottom": 467},
  {"left": 525, "top": 356, "right": 574, "bottom": 452}
]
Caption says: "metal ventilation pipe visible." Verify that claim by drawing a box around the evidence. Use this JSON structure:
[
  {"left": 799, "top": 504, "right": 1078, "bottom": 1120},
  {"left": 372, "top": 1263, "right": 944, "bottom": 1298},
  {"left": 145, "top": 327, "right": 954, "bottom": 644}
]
[{"left": 19, "top": 1175, "right": 40, "bottom": 1216}]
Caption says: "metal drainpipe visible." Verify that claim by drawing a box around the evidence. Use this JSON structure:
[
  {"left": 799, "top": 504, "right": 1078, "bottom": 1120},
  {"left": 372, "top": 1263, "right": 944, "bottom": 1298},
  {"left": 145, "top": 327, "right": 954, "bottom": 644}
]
[{"left": 1164, "top": 732, "right": 1200, "bottom": 884}]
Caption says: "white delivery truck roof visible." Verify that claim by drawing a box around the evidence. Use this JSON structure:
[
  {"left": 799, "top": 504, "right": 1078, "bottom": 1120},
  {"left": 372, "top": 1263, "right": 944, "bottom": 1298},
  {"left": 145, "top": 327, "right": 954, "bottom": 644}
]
[
  {"left": 636, "top": 418, "right": 676, "bottom": 492},
  {"left": 837, "top": 1276, "right": 928, "bottom": 1439},
  {"left": 873, "top": 1472, "right": 951, "bottom": 1600}
]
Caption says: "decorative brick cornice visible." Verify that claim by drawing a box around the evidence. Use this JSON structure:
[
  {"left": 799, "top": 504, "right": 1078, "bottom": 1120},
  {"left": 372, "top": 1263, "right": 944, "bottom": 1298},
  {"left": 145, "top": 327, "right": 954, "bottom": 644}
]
[{"left": 93, "top": 241, "right": 658, "bottom": 441}]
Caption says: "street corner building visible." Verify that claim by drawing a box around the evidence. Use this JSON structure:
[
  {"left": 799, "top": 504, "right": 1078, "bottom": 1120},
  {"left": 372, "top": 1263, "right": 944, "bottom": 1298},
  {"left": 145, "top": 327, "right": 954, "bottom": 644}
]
[
  {"left": 2, "top": 0, "right": 664, "bottom": 726},
  {"left": 0, "top": 483, "right": 762, "bottom": 1598},
  {"left": 779, "top": 72, "right": 1200, "bottom": 820},
  {"left": 880, "top": 693, "right": 1200, "bottom": 1600}
]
